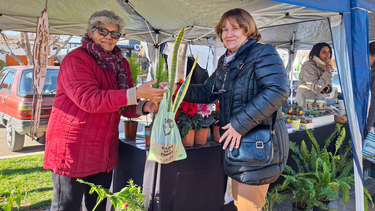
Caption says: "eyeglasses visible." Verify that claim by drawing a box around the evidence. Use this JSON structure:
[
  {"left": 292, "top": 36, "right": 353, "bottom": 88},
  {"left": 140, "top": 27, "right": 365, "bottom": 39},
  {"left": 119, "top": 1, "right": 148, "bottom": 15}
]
[
  {"left": 211, "top": 69, "right": 228, "bottom": 94},
  {"left": 94, "top": 27, "right": 122, "bottom": 39}
]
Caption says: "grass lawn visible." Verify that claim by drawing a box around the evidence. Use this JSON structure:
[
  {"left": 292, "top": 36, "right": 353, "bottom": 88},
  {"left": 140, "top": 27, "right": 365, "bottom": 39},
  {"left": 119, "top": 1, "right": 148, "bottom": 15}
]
[{"left": 0, "top": 154, "right": 52, "bottom": 211}]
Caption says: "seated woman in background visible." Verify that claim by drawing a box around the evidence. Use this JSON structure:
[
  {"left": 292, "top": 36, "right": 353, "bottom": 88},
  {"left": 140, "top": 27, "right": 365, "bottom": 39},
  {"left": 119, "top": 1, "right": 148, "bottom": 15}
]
[{"left": 295, "top": 42, "right": 333, "bottom": 109}]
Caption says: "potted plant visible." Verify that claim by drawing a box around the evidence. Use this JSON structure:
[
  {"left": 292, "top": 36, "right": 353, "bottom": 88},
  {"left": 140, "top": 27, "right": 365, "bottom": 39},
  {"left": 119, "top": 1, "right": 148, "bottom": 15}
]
[
  {"left": 193, "top": 103, "right": 215, "bottom": 145},
  {"left": 176, "top": 101, "right": 197, "bottom": 147},
  {"left": 212, "top": 100, "right": 220, "bottom": 142},
  {"left": 128, "top": 52, "right": 144, "bottom": 87},
  {"left": 290, "top": 115, "right": 301, "bottom": 131},
  {"left": 278, "top": 169, "right": 318, "bottom": 211},
  {"left": 124, "top": 52, "right": 144, "bottom": 139},
  {"left": 284, "top": 116, "right": 292, "bottom": 129},
  {"left": 277, "top": 124, "right": 374, "bottom": 211}
]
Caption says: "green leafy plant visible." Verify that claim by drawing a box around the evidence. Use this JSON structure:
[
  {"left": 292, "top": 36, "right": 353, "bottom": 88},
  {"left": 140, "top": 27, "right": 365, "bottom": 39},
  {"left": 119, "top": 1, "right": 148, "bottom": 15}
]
[
  {"left": 279, "top": 169, "right": 320, "bottom": 210},
  {"left": 1, "top": 185, "right": 22, "bottom": 211},
  {"left": 149, "top": 53, "right": 169, "bottom": 127},
  {"left": 128, "top": 52, "right": 144, "bottom": 87},
  {"left": 277, "top": 124, "right": 374, "bottom": 211},
  {"left": 77, "top": 179, "right": 146, "bottom": 211},
  {"left": 0, "top": 59, "right": 5, "bottom": 71},
  {"left": 264, "top": 185, "right": 288, "bottom": 211},
  {"left": 150, "top": 54, "right": 169, "bottom": 89}
]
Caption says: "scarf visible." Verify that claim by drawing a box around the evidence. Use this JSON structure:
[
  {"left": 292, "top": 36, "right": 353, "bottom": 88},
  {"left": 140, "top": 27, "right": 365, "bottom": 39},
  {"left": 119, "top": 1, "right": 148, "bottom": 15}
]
[
  {"left": 224, "top": 39, "right": 249, "bottom": 65},
  {"left": 312, "top": 55, "right": 333, "bottom": 71},
  {"left": 81, "top": 36, "right": 129, "bottom": 113}
]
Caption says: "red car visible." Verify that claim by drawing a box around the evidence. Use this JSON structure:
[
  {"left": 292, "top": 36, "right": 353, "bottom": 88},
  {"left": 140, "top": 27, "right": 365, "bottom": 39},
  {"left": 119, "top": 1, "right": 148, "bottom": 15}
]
[{"left": 0, "top": 66, "right": 59, "bottom": 151}]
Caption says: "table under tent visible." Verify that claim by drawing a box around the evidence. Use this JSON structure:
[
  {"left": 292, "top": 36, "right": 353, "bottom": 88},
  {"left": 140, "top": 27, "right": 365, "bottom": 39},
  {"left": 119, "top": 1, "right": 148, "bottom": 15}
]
[{"left": 1, "top": 0, "right": 375, "bottom": 210}]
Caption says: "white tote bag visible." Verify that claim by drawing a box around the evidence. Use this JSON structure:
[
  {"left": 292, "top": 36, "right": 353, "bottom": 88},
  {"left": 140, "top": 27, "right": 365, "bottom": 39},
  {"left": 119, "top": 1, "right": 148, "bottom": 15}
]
[
  {"left": 224, "top": 177, "right": 233, "bottom": 205},
  {"left": 363, "top": 127, "right": 375, "bottom": 164}
]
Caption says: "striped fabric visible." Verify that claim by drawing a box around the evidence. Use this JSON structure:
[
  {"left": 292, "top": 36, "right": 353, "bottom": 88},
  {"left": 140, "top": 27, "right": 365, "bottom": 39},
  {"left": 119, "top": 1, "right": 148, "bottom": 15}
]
[{"left": 363, "top": 127, "right": 375, "bottom": 164}]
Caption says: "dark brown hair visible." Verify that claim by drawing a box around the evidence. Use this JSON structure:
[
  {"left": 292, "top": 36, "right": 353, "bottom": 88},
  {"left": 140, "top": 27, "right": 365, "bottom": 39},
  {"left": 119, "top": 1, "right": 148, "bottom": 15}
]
[
  {"left": 215, "top": 8, "right": 261, "bottom": 42},
  {"left": 370, "top": 41, "right": 375, "bottom": 55},
  {"left": 309, "top": 42, "right": 332, "bottom": 60}
]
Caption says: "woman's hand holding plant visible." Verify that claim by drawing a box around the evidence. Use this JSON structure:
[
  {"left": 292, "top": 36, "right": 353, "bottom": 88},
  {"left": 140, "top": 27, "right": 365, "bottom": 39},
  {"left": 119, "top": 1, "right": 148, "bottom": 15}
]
[{"left": 136, "top": 79, "right": 168, "bottom": 101}]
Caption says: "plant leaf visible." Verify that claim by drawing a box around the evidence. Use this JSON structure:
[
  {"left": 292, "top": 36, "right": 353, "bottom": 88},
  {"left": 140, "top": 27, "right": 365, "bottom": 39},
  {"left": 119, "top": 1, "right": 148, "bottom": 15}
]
[
  {"left": 171, "top": 53, "right": 198, "bottom": 113},
  {"left": 168, "top": 27, "right": 185, "bottom": 111}
]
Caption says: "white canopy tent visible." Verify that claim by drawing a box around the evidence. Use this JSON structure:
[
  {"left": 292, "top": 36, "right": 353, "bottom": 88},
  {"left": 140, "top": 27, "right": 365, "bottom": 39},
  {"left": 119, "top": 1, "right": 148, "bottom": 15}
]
[
  {"left": 0, "top": 0, "right": 351, "bottom": 47},
  {"left": 0, "top": 1, "right": 374, "bottom": 209}
]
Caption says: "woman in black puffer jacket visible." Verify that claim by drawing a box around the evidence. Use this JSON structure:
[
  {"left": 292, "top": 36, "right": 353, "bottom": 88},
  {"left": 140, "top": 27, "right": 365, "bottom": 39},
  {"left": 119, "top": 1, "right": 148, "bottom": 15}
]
[{"left": 162, "top": 8, "right": 289, "bottom": 211}]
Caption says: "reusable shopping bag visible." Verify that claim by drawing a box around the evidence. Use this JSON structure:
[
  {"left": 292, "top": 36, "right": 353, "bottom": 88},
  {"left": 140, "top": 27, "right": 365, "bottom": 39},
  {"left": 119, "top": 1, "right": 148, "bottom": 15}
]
[
  {"left": 364, "top": 127, "right": 375, "bottom": 164},
  {"left": 148, "top": 26, "right": 198, "bottom": 164},
  {"left": 148, "top": 88, "right": 187, "bottom": 164}
]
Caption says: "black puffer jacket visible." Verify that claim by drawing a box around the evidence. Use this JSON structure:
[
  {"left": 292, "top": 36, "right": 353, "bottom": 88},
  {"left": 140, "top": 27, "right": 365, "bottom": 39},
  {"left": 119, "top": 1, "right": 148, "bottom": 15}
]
[{"left": 184, "top": 39, "right": 290, "bottom": 185}]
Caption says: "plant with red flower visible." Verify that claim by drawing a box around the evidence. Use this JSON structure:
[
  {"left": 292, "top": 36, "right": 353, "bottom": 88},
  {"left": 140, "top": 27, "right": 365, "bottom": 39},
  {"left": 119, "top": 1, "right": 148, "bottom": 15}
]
[
  {"left": 176, "top": 101, "right": 197, "bottom": 138},
  {"left": 193, "top": 103, "right": 215, "bottom": 131}
]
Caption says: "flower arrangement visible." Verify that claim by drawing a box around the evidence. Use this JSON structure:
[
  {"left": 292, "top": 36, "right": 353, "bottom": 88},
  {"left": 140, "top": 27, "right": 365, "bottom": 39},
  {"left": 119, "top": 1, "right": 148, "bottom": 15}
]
[
  {"left": 176, "top": 102, "right": 197, "bottom": 138},
  {"left": 193, "top": 103, "right": 215, "bottom": 131},
  {"left": 282, "top": 101, "right": 303, "bottom": 116}
]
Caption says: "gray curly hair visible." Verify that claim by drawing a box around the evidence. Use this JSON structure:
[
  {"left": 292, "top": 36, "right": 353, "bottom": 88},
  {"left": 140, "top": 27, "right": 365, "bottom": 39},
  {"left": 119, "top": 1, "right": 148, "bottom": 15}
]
[{"left": 86, "top": 10, "right": 125, "bottom": 36}]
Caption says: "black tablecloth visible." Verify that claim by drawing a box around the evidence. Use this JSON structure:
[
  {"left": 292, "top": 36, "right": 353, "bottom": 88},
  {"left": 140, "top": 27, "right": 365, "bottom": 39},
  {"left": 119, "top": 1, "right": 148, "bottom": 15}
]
[{"left": 111, "top": 122, "right": 350, "bottom": 211}]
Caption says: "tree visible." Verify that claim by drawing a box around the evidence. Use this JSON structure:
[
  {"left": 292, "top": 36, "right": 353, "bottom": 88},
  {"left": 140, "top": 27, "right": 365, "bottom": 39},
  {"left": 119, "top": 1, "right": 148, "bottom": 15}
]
[
  {"left": 0, "top": 32, "right": 25, "bottom": 65},
  {"left": 0, "top": 31, "right": 73, "bottom": 66}
]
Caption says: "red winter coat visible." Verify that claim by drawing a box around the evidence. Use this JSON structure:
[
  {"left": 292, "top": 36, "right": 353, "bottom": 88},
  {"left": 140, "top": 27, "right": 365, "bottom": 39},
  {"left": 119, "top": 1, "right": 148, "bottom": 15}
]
[{"left": 44, "top": 47, "right": 139, "bottom": 177}]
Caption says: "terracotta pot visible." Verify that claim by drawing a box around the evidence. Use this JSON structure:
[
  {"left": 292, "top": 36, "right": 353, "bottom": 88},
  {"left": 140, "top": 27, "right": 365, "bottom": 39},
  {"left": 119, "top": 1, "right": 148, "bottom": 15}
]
[
  {"left": 181, "top": 130, "right": 195, "bottom": 147},
  {"left": 124, "top": 121, "right": 138, "bottom": 139},
  {"left": 213, "top": 125, "right": 220, "bottom": 142},
  {"left": 144, "top": 126, "right": 152, "bottom": 146},
  {"left": 195, "top": 127, "right": 209, "bottom": 145}
]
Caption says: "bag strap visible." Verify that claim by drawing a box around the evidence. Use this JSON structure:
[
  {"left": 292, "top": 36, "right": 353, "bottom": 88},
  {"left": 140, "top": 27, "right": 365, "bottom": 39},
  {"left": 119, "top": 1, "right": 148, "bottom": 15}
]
[{"left": 271, "top": 112, "right": 276, "bottom": 135}]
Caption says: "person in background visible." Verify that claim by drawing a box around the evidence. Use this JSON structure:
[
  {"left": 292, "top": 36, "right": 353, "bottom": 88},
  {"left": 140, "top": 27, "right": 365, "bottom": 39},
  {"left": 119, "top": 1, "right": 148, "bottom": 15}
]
[
  {"left": 367, "top": 41, "right": 375, "bottom": 130},
  {"left": 43, "top": 10, "right": 167, "bottom": 211},
  {"left": 295, "top": 42, "right": 333, "bottom": 109},
  {"left": 161, "top": 8, "right": 289, "bottom": 211}
]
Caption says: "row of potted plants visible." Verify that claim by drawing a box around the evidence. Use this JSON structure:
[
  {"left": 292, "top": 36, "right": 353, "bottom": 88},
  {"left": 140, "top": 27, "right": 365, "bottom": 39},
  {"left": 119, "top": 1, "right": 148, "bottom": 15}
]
[
  {"left": 176, "top": 101, "right": 220, "bottom": 147},
  {"left": 282, "top": 101, "right": 327, "bottom": 131},
  {"left": 264, "top": 124, "right": 374, "bottom": 211}
]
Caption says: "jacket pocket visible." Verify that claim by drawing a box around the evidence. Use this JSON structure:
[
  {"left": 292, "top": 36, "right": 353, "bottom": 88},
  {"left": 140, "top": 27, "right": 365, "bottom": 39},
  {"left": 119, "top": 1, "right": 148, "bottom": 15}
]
[{"left": 60, "top": 116, "right": 86, "bottom": 142}]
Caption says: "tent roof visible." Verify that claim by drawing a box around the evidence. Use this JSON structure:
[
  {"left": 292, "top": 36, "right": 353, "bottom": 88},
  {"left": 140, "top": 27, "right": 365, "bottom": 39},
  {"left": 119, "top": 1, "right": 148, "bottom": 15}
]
[{"left": 0, "top": 0, "right": 372, "bottom": 50}]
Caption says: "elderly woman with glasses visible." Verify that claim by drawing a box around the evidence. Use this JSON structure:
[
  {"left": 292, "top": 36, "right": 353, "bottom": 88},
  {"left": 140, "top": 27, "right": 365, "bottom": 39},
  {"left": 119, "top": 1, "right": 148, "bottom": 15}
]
[
  {"left": 162, "top": 8, "right": 289, "bottom": 211},
  {"left": 43, "top": 10, "right": 167, "bottom": 211}
]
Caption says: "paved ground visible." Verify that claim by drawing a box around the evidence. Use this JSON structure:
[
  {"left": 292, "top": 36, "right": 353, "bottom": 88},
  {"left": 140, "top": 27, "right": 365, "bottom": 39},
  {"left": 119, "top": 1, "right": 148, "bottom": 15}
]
[
  {"left": 0, "top": 116, "right": 150, "bottom": 160},
  {"left": 0, "top": 125, "right": 45, "bottom": 160}
]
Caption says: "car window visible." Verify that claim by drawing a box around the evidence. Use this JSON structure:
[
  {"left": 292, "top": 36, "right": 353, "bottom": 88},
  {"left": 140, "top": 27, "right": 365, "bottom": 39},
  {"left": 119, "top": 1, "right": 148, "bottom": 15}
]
[
  {"left": 0, "top": 68, "right": 10, "bottom": 84},
  {"left": 18, "top": 69, "right": 59, "bottom": 96},
  {"left": 0, "top": 70, "right": 16, "bottom": 93}
]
